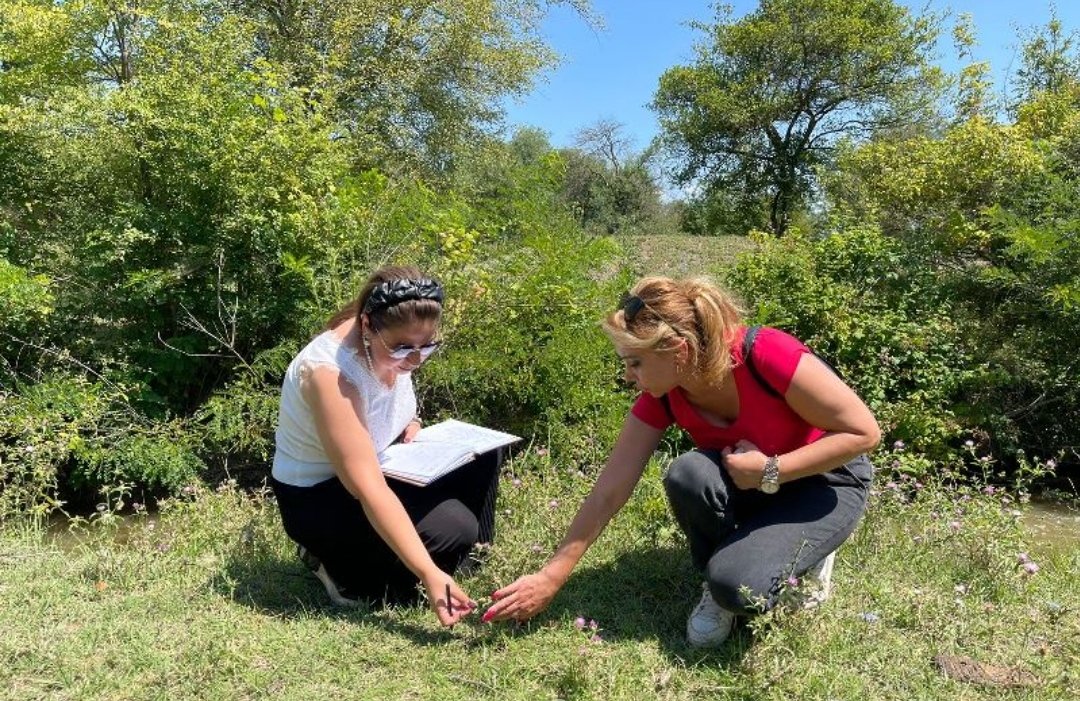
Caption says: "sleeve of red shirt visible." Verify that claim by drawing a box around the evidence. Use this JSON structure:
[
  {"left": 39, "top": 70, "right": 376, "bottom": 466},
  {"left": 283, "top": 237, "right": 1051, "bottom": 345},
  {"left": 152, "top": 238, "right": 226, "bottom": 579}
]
[
  {"left": 630, "top": 392, "right": 672, "bottom": 429},
  {"left": 751, "top": 327, "right": 812, "bottom": 396}
]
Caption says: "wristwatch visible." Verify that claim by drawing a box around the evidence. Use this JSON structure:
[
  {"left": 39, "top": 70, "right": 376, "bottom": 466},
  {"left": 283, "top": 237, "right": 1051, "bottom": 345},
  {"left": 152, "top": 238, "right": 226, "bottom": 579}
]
[{"left": 760, "top": 455, "right": 780, "bottom": 494}]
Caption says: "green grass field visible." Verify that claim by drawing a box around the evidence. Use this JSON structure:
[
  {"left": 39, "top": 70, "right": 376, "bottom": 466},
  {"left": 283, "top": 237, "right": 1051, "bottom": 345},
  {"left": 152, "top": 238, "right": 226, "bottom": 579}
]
[
  {"left": 620, "top": 234, "right": 755, "bottom": 279},
  {"left": 4, "top": 448, "right": 1077, "bottom": 700}
]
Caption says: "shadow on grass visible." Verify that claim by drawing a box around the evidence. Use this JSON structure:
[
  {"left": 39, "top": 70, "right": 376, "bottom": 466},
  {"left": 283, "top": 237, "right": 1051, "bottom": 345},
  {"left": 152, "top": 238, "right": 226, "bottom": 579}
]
[
  {"left": 548, "top": 545, "right": 756, "bottom": 666},
  {"left": 207, "top": 542, "right": 465, "bottom": 646},
  {"left": 209, "top": 534, "right": 753, "bottom": 665}
]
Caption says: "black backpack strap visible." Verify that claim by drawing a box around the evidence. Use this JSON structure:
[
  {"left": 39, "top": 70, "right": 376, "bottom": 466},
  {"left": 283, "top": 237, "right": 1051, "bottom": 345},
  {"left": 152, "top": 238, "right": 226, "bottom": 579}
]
[{"left": 742, "top": 325, "right": 784, "bottom": 399}]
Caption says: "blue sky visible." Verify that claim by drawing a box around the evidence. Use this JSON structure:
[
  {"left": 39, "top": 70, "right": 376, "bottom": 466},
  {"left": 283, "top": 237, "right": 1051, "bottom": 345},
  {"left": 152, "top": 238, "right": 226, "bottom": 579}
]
[{"left": 502, "top": 1, "right": 1080, "bottom": 151}]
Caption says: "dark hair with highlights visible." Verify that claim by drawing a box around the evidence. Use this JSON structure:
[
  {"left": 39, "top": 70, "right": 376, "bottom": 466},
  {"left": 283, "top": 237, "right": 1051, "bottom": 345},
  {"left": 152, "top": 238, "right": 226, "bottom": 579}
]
[{"left": 324, "top": 265, "right": 443, "bottom": 332}]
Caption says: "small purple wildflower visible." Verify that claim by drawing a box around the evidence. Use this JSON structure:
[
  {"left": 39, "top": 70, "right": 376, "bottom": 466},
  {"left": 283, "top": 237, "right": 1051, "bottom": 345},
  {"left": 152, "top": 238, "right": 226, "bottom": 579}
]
[
  {"left": 530, "top": 544, "right": 543, "bottom": 554},
  {"left": 885, "top": 481, "right": 898, "bottom": 490},
  {"left": 548, "top": 499, "right": 559, "bottom": 509},
  {"left": 574, "top": 616, "right": 586, "bottom": 630},
  {"left": 860, "top": 612, "right": 880, "bottom": 623},
  {"left": 893, "top": 440, "right": 905, "bottom": 450},
  {"left": 535, "top": 447, "right": 550, "bottom": 457},
  {"left": 983, "top": 485, "right": 996, "bottom": 495},
  {"left": 588, "top": 619, "right": 598, "bottom": 631},
  {"left": 1023, "top": 561, "right": 1039, "bottom": 575},
  {"left": 948, "top": 520, "right": 961, "bottom": 532},
  {"left": 1017, "top": 552, "right": 1030, "bottom": 564},
  {"left": 511, "top": 478, "right": 522, "bottom": 488},
  {"left": 1046, "top": 459, "right": 1057, "bottom": 469},
  {"left": 786, "top": 576, "right": 799, "bottom": 587},
  {"left": 590, "top": 634, "right": 603, "bottom": 644}
]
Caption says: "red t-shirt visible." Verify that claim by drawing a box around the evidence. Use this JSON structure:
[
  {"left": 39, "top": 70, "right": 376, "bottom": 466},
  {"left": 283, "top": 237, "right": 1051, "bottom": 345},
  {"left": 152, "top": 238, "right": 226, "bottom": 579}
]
[{"left": 631, "top": 326, "right": 826, "bottom": 455}]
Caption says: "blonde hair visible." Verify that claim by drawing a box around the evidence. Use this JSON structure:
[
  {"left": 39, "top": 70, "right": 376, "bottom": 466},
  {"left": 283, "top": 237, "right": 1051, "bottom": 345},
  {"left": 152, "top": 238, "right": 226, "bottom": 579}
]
[{"left": 602, "top": 276, "right": 744, "bottom": 385}]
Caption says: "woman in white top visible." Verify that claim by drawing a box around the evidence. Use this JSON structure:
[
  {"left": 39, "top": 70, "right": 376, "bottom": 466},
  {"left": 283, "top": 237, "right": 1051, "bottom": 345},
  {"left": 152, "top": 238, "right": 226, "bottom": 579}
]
[{"left": 271, "top": 265, "right": 499, "bottom": 626}]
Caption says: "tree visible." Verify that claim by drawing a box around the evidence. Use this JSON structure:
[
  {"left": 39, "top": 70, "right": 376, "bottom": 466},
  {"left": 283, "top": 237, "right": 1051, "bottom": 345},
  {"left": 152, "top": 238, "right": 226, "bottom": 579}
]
[
  {"left": 227, "top": 0, "right": 595, "bottom": 175},
  {"left": 1012, "top": 12, "right": 1080, "bottom": 109},
  {"left": 562, "top": 120, "right": 664, "bottom": 234},
  {"left": 652, "top": 0, "right": 941, "bottom": 236}
]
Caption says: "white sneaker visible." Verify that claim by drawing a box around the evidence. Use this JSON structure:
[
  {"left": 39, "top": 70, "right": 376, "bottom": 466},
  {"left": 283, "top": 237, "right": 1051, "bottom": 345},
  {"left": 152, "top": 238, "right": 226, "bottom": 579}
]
[
  {"left": 803, "top": 551, "right": 836, "bottom": 609},
  {"left": 298, "top": 545, "right": 359, "bottom": 607},
  {"left": 686, "top": 582, "right": 736, "bottom": 648}
]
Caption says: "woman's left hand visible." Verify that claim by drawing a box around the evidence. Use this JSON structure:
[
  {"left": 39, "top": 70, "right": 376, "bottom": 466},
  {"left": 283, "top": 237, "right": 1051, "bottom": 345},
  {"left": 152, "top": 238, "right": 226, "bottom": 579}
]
[
  {"left": 402, "top": 420, "right": 422, "bottom": 443},
  {"left": 721, "top": 439, "right": 768, "bottom": 490}
]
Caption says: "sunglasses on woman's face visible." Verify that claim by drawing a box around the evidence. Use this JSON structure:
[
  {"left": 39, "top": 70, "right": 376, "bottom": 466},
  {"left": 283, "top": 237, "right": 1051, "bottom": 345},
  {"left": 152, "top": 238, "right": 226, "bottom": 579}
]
[{"left": 375, "top": 330, "right": 441, "bottom": 361}]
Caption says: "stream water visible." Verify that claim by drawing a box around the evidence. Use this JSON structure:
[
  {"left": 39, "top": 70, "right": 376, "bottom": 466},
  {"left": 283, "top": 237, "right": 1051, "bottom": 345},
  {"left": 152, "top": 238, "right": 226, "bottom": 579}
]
[{"left": 1022, "top": 498, "right": 1080, "bottom": 553}]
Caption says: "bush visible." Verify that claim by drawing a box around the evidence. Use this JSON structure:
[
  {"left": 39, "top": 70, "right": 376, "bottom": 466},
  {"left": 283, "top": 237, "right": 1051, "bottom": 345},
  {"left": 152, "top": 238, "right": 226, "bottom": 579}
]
[
  {"left": 420, "top": 226, "right": 633, "bottom": 464},
  {"left": 727, "top": 225, "right": 973, "bottom": 461},
  {"left": 0, "top": 372, "right": 204, "bottom": 519}
]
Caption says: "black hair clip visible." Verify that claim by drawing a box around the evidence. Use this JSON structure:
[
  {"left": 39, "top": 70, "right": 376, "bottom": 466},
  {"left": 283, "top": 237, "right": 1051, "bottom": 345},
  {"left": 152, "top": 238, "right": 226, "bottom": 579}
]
[{"left": 619, "top": 293, "right": 646, "bottom": 323}]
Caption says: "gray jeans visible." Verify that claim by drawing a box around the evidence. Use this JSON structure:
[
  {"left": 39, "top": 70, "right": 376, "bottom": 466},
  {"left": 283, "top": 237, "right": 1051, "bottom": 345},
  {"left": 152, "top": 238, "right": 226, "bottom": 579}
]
[{"left": 663, "top": 449, "right": 872, "bottom": 613}]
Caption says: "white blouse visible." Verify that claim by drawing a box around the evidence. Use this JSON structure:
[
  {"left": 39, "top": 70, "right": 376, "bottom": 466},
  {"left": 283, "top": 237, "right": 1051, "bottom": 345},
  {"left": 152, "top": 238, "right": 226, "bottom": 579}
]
[{"left": 272, "top": 331, "right": 417, "bottom": 487}]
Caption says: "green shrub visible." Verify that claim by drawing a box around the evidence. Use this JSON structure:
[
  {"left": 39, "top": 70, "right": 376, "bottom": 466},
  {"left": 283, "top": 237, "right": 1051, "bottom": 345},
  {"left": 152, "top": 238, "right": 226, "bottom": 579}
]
[
  {"left": 727, "top": 225, "right": 973, "bottom": 461},
  {"left": 0, "top": 372, "right": 204, "bottom": 519},
  {"left": 420, "top": 226, "right": 633, "bottom": 464}
]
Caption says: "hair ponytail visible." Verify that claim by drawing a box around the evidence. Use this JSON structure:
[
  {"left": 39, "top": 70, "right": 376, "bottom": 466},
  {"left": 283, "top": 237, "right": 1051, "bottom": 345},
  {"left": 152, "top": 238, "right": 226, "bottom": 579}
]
[{"left": 603, "top": 275, "right": 744, "bottom": 386}]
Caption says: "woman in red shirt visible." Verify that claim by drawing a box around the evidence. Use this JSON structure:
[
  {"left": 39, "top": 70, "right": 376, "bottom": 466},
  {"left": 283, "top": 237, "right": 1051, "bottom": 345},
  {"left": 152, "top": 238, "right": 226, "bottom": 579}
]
[{"left": 484, "top": 276, "right": 880, "bottom": 647}]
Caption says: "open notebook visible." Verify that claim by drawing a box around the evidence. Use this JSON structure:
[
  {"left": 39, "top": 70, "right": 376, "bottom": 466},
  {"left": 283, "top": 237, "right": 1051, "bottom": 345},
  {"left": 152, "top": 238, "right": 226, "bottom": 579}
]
[{"left": 377, "top": 419, "right": 521, "bottom": 486}]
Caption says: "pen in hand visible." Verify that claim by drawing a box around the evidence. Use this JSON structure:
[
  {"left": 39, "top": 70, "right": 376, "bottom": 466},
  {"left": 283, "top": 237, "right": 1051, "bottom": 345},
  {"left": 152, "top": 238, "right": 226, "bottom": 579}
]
[{"left": 446, "top": 582, "right": 454, "bottom": 627}]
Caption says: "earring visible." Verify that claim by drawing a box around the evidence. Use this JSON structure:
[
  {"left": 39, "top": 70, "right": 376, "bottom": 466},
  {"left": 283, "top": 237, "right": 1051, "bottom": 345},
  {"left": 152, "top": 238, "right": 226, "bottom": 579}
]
[{"left": 362, "top": 335, "right": 375, "bottom": 369}]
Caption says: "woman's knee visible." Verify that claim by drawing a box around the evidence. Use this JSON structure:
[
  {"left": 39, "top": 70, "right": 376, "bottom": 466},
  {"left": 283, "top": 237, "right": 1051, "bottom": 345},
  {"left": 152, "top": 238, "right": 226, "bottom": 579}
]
[
  {"left": 663, "top": 450, "right": 720, "bottom": 501},
  {"left": 418, "top": 499, "right": 479, "bottom": 554}
]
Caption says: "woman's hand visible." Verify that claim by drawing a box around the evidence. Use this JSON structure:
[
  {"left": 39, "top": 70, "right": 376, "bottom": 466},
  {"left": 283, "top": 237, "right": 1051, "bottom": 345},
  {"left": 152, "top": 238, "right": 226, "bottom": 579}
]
[
  {"left": 481, "top": 570, "right": 561, "bottom": 623},
  {"left": 721, "top": 439, "right": 768, "bottom": 490},
  {"left": 421, "top": 570, "right": 476, "bottom": 627},
  {"left": 402, "top": 420, "right": 422, "bottom": 443}
]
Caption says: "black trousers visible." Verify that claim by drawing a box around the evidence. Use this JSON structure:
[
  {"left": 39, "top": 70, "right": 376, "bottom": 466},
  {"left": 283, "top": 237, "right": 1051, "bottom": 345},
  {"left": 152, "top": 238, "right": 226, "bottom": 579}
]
[{"left": 271, "top": 449, "right": 502, "bottom": 604}]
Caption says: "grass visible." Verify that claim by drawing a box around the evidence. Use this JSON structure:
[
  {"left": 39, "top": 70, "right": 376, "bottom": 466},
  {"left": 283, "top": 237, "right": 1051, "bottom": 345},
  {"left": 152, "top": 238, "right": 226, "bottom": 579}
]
[
  {"left": 3, "top": 449, "right": 1077, "bottom": 701},
  {"left": 620, "top": 234, "right": 755, "bottom": 279}
]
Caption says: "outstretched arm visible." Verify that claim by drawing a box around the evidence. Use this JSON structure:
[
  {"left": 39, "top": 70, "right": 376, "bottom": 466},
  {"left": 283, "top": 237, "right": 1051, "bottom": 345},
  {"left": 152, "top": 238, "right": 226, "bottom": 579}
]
[
  {"left": 304, "top": 367, "right": 473, "bottom": 625},
  {"left": 483, "top": 414, "right": 663, "bottom": 622}
]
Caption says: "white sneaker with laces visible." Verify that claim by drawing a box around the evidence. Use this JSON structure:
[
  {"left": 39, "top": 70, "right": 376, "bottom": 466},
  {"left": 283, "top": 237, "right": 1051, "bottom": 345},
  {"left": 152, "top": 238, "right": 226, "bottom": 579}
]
[
  {"left": 803, "top": 550, "right": 836, "bottom": 609},
  {"left": 298, "top": 545, "right": 359, "bottom": 607},
  {"left": 686, "top": 582, "right": 736, "bottom": 648}
]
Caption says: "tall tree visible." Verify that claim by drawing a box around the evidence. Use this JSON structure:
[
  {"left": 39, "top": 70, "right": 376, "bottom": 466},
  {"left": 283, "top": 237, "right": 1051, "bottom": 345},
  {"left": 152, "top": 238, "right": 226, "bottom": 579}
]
[
  {"left": 652, "top": 0, "right": 940, "bottom": 236},
  {"left": 227, "top": 0, "right": 594, "bottom": 175},
  {"left": 1011, "top": 13, "right": 1080, "bottom": 111}
]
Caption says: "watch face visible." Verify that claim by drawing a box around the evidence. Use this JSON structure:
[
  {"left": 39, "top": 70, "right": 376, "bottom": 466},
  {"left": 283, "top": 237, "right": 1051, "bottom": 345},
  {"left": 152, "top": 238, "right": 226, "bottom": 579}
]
[{"left": 760, "top": 480, "right": 779, "bottom": 494}]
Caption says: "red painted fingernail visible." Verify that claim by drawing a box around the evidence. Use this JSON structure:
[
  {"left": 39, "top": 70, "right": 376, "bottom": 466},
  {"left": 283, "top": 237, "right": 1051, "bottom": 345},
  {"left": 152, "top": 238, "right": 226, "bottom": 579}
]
[{"left": 482, "top": 611, "right": 494, "bottom": 623}]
